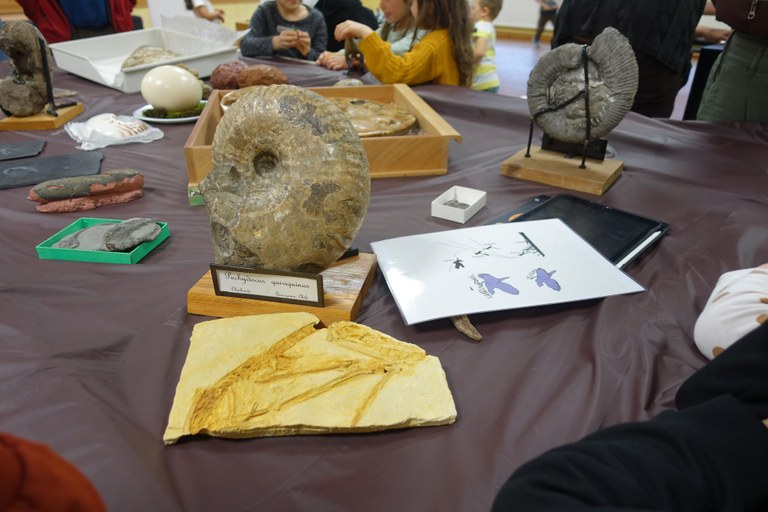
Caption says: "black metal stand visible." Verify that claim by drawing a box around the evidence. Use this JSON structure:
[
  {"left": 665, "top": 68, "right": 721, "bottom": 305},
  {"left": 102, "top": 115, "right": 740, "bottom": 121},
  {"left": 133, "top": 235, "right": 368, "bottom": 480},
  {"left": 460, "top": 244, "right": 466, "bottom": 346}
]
[{"left": 527, "top": 44, "right": 596, "bottom": 168}]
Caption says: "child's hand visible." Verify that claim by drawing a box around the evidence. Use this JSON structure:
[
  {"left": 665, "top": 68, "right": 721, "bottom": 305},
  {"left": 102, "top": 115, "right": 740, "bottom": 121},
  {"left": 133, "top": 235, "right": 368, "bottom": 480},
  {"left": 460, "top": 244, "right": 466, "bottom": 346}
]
[
  {"left": 273, "top": 30, "right": 300, "bottom": 50},
  {"left": 296, "top": 30, "right": 312, "bottom": 57},
  {"left": 334, "top": 20, "right": 374, "bottom": 41},
  {"left": 317, "top": 51, "right": 348, "bottom": 70}
]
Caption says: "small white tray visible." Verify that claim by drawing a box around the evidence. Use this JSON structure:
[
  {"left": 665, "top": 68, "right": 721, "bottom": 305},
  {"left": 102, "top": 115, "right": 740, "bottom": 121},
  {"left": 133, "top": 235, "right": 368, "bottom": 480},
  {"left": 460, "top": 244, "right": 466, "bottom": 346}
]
[{"left": 431, "top": 186, "right": 487, "bottom": 224}]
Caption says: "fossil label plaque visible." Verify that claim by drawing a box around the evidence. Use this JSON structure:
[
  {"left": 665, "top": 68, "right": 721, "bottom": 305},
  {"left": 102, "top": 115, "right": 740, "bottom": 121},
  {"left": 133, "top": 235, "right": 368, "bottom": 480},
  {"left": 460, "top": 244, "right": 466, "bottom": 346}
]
[{"left": 210, "top": 264, "right": 324, "bottom": 307}]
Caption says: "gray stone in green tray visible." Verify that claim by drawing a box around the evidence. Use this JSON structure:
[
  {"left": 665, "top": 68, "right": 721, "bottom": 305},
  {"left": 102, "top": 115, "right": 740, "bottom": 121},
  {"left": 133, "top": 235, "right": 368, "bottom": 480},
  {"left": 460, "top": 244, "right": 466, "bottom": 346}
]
[{"left": 53, "top": 218, "right": 161, "bottom": 252}]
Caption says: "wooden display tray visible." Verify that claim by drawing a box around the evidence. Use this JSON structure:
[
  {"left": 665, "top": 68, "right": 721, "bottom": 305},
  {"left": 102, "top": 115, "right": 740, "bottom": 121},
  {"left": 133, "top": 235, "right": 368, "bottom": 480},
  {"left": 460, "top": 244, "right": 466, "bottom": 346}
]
[
  {"left": 0, "top": 103, "right": 84, "bottom": 131},
  {"left": 184, "top": 84, "right": 462, "bottom": 196},
  {"left": 500, "top": 146, "right": 623, "bottom": 196},
  {"left": 187, "top": 252, "right": 377, "bottom": 326}
]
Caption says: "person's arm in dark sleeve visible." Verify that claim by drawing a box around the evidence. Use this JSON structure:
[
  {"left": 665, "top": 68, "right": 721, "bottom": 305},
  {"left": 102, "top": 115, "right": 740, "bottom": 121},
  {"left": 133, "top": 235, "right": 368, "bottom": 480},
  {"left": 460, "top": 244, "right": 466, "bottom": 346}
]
[
  {"left": 678, "top": 321, "right": 768, "bottom": 418},
  {"left": 239, "top": 6, "right": 278, "bottom": 57},
  {"left": 492, "top": 395, "right": 768, "bottom": 512}
]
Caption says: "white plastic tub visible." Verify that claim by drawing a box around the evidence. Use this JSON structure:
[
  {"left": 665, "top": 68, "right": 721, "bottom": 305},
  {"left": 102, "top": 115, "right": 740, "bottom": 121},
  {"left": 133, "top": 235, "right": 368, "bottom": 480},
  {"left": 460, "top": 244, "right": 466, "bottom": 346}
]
[{"left": 50, "top": 28, "right": 239, "bottom": 93}]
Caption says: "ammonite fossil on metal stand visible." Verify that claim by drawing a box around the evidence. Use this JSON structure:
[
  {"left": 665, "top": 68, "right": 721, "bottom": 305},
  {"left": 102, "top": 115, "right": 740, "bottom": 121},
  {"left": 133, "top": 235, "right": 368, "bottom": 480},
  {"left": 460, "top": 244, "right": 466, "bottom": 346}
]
[{"left": 525, "top": 27, "right": 638, "bottom": 167}]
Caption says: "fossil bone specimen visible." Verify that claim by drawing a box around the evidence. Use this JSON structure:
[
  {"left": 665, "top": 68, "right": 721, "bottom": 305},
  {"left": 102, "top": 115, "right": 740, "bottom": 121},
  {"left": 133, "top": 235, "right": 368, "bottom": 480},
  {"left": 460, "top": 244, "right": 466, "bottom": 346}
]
[
  {"left": 28, "top": 169, "right": 144, "bottom": 213},
  {"left": 163, "top": 313, "right": 457, "bottom": 443},
  {"left": 200, "top": 85, "right": 370, "bottom": 273}
]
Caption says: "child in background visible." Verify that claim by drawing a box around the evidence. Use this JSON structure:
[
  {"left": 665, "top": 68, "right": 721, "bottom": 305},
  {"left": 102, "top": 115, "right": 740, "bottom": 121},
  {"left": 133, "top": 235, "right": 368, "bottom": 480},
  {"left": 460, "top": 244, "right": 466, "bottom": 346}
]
[
  {"left": 470, "top": 0, "right": 501, "bottom": 92},
  {"left": 317, "top": 0, "right": 429, "bottom": 71},
  {"left": 533, "top": 0, "right": 558, "bottom": 48},
  {"left": 185, "top": 0, "right": 225, "bottom": 23},
  {"left": 240, "top": 0, "right": 328, "bottom": 61},
  {"left": 333, "top": 0, "right": 473, "bottom": 86}
]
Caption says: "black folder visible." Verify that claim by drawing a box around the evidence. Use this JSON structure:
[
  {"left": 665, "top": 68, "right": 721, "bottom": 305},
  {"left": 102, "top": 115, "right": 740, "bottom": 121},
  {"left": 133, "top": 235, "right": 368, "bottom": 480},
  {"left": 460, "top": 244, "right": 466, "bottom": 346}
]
[{"left": 495, "top": 194, "right": 669, "bottom": 269}]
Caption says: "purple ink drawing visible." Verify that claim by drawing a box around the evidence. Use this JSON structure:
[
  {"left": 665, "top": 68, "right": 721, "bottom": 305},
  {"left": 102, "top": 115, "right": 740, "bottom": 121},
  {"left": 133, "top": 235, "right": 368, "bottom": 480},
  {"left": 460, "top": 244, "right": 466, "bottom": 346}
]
[
  {"left": 529, "top": 268, "right": 561, "bottom": 291},
  {"left": 477, "top": 273, "right": 520, "bottom": 296}
]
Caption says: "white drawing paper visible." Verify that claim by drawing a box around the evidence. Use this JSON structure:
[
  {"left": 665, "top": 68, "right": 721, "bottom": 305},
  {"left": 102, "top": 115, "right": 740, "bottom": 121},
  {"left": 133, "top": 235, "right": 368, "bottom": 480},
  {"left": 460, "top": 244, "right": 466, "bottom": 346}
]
[{"left": 370, "top": 219, "right": 644, "bottom": 325}]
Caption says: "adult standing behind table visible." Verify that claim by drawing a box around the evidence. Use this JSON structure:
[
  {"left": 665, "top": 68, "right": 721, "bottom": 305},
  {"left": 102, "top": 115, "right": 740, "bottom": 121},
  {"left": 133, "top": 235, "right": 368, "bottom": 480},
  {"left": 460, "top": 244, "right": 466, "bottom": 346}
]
[
  {"left": 240, "top": 0, "right": 328, "bottom": 61},
  {"left": 697, "top": 0, "right": 768, "bottom": 122},
  {"left": 315, "top": 0, "right": 379, "bottom": 52},
  {"left": 552, "top": 0, "right": 707, "bottom": 118},
  {"left": 533, "top": 0, "right": 559, "bottom": 48},
  {"left": 16, "top": 0, "right": 137, "bottom": 44}
]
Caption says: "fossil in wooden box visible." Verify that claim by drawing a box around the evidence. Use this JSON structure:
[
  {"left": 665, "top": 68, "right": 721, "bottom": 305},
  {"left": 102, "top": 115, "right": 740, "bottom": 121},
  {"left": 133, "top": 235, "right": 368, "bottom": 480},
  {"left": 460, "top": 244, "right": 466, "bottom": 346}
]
[
  {"left": 327, "top": 97, "right": 418, "bottom": 137},
  {"left": 163, "top": 313, "right": 456, "bottom": 443}
]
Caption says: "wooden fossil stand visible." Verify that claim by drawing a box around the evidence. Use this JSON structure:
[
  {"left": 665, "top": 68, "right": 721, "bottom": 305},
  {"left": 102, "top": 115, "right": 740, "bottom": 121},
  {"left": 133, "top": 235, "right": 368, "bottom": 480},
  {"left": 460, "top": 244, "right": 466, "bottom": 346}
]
[
  {"left": 0, "top": 103, "right": 84, "bottom": 131},
  {"left": 187, "top": 253, "right": 377, "bottom": 326},
  {"left": 501, "top": 43, "right": 623, "bottom": 196},
  {"left": 500, "top": 141, "right": 623, "bottom": 196}
]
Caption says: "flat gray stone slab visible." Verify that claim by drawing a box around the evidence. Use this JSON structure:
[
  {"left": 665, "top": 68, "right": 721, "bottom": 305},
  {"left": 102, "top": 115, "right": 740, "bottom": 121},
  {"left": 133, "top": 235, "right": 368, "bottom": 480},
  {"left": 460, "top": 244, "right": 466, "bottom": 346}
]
[
  {"left": 0, "top": 141, "right": 46, "bottom": 161},
  {"left": 0, "top": 151, "right": 103, "bottom": 190}
]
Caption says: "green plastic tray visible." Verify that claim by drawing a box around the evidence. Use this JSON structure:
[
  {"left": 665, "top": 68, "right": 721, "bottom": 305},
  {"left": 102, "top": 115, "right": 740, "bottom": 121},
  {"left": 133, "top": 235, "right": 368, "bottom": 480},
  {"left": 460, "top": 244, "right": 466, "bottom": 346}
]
[{"left": 36, "top": 218, "right": 170, "bottom": 264}]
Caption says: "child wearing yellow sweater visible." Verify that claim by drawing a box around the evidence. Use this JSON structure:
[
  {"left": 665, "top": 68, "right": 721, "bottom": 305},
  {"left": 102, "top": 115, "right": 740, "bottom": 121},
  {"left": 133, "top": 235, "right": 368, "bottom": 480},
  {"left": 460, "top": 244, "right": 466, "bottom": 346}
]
[{"left": 333, "top": 0, "right": 474, "bottom": 87}]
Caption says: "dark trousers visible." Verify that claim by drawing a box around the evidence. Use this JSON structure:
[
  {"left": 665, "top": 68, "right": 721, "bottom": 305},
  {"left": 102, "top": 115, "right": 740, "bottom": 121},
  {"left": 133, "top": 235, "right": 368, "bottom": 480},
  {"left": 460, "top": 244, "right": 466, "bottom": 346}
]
[
  {"left": 631, "top": 50, "right": 686, "bottom": 118},
  {"left": 534, "top": 10, "right": 557, "bottom": 41}
]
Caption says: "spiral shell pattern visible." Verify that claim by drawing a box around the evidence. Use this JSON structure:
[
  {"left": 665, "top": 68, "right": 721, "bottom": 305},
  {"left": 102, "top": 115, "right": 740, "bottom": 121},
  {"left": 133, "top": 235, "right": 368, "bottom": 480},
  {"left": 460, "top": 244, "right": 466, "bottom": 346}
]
[
  {"left": 200, "top": 85, "right": 371, "bottom": 273},
  {"left": 527, "top": 27, "right": 639, "bottom": 143}
]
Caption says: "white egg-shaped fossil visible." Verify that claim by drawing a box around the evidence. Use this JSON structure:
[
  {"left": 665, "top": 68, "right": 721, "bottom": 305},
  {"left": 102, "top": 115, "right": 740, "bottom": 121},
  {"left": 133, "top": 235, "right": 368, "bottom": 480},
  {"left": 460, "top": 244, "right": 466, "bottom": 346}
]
[{"left": 140, "top": 65, "right": 202, "bottom": 112}]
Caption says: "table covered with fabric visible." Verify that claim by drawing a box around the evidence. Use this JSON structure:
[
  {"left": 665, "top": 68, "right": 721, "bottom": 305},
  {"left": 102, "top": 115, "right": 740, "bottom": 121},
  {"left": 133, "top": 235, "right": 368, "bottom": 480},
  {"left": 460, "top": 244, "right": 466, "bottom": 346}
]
[{"left": 0, "top": 56, "right": 766, "bottom": 511}]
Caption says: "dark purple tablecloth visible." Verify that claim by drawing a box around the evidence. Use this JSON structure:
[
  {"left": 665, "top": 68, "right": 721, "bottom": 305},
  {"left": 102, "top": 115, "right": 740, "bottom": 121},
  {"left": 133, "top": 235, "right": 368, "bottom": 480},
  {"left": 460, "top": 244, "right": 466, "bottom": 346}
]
[{"left": 1, "top": 56, "right": 767, "bottom": 512}]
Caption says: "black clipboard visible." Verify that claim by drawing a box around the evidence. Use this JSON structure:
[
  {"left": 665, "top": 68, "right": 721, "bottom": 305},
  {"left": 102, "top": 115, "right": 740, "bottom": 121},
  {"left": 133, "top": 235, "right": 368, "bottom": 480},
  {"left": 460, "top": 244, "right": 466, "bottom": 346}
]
[{"left": 508, "top": 194, "right": 669, "bottom": 269}]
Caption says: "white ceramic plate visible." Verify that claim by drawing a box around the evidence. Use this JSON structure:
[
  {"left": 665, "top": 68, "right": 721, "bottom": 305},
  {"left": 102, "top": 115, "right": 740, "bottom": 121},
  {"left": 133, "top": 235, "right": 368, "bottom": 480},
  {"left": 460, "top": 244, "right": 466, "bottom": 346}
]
[{"left": 132, "top": 101, "right": 206, "bottom": 124}]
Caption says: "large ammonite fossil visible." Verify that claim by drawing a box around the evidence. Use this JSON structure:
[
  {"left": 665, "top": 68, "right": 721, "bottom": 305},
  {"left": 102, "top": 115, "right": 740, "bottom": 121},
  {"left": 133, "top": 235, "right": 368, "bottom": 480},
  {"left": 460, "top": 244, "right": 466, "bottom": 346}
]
[
  {"left": 199, "top": 84, "right": 370, "bottom": 274},
  {"left": 526, "top": 27, "right": 638, "bottom": 144}
]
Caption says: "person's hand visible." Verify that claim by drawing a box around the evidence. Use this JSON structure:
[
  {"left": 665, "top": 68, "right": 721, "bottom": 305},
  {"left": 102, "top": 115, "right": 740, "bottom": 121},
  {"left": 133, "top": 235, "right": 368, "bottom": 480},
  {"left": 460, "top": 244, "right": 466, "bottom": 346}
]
[
  {"left": 763, "top": 418, "right": 768, "bottom": 428},
  {"left": 334, "top": 20, "right": 374, "bottom": 42},
  {"left": 317, "top": 51, "right": 348, "bottom": 70},
  {"left": 208, "top": 8, "right": 225, "bottom": 22},
  {"left": 696, "top": 26, "right": 731, "bottom": 43},
  {"left": 273, "top": 29, "right": 300, "bottom": 51},
  {"left": 296, "top": 30, "right": 311, "bottom": 57}
]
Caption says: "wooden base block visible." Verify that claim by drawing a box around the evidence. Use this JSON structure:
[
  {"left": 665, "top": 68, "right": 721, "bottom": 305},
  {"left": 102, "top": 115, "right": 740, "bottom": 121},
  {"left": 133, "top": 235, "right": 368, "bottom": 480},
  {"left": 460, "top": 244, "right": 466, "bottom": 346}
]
[
  {"left": 0, "top": 103, "right": 85, "bottom": 131},
  {"left": 187, "top": 253, "right": 377, "bottom": 326},
  {"left": 500, "top": 146, "right": 623, "bottom": 196}
]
